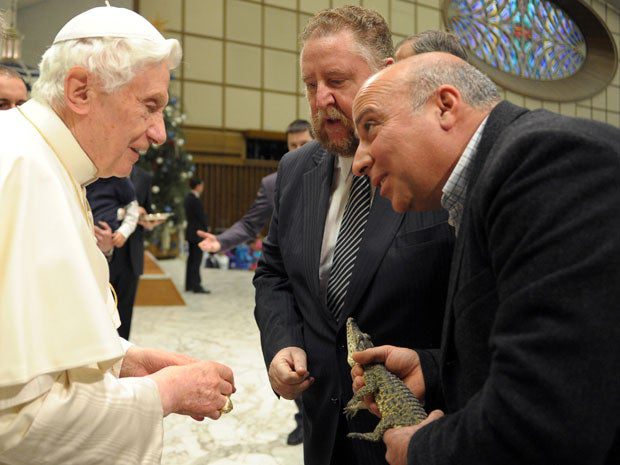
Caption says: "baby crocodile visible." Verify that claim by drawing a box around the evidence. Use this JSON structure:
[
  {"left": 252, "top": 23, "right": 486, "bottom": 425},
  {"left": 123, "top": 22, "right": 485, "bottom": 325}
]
[{"left": 344, "top": 317, "right": 427, "bottom": 441}]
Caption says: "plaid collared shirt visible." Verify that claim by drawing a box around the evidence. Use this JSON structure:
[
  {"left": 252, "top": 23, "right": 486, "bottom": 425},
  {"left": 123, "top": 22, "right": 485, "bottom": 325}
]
[{"left": 441, "top": 117, "right": 488, "bottom": 235}]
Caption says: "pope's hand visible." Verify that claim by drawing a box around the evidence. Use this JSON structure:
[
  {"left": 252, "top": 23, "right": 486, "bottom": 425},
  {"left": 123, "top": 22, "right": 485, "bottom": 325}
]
[
  {"left": 197, "top": 230, "right": 221, "bottom": 253},
  {"left": 383, "top": 410, "right": 444, "bottom": 465},
  {"left": 120, "top": 347, "right": 197, "bottom": 377},
  {"left": 268, "top": 347, "right": 314, "bottom": 399},
  {"left": 149, "top": 360, "right": 235, "bottom": 420}
]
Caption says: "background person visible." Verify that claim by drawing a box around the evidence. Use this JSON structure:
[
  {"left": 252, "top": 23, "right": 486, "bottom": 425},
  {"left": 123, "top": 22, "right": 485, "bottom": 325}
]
[
  {"left": 0, "top": 7, "right": 235, "bottom": 463},
  {"left": 86, "top": 175, "right": 140, "bottom": 255},
  {"left": 350, "top": 52, "right": 620, "bottom": 465},
  {"left": 253, "top": 7, "right": 454, "bottom": 465},
  {"left": 394, "top": 30, "right": 467, "bottom": 62},
  {"left": 198, "top": 118, "right": 313, "bottom": 446},
  {"left": 109, "top": 165, "right": 157, "bottom": 339},
  {"left": 0, "top": 65, "right": 28, "bottom": 110},
  {"left": 197, "top": 119, "right": 312, "bottom": 254},
  {"left": 184, "top": 177, "right": 210, "bottom": 293}
]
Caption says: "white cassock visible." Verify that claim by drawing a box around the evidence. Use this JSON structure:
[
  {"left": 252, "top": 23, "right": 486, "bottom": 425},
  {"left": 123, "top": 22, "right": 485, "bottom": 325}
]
[{"left": 0, "top": 99, "right": 163, "bottom": 464}]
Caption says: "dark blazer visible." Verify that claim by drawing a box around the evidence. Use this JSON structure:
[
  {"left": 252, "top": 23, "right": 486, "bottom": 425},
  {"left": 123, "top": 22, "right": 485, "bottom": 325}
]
[
  {"left": 126, "top": 165, "right": 152, "bottom": 276},
  {"left": 86, "top": 176, "right": 136, "bottom": 232},
  {"left": 412, "top": 102, "right": 620, "bottom": 464},
  {"left": 109, "top": 166, "right": 153, "bottom": 340},
  {"left": 217, "top": 172, "right": 276, "bottom": 252},
  {"left": 254, "top": 141, "right": 454, "bottom": 465},
  {"left": 184, "top": 191, "right": 208, "bottom": 243}
]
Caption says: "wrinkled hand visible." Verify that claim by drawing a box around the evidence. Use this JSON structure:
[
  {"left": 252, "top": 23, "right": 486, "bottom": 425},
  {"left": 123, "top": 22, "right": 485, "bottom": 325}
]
[
  {"left": 383, "top": 410, "right": 444, "bottom": 465},
  {"left": 120, "top": 346, "right": 197, "bottom": 378},
  {"left": 149, "top": 360, "right": 235, "bottom": 420},
  {"left": 94, "top": 221, "right": 114, "bottom": 254},
  {"left": 268, "top": 347, "right": 314, "bottom": 399},
  {"left": 351, "top": 345, "right": 425, "bottom": 417},
  {"left": 112, "top": 231, "right": 127, "bottom": 248},
  {"left": 197, "top": 230, "right": 221, "bottom": 253}
]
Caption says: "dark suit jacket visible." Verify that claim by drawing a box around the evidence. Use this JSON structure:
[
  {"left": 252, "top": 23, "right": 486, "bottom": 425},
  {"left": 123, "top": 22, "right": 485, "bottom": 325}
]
[
  {"left": 217, "top": 172, "right": 276, "bottom": 251},
  {"left": 86, "top": 176, "right": 136, "bottom": 232},
  {"left": 412, "top": 102, "right": 620, "bottom": 464},
  {"left": 254, "top": 141, "right": 454, "bottom": 465},
  {"left": 124, "top": 165, "right": 152, "bottom": 276},
  {"left": 184, "top": 191, "right": 208, "bottom": 243}
]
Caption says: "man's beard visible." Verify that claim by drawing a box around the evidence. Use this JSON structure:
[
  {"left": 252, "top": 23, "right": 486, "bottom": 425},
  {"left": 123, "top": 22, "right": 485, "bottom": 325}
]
[{"left": 311, "top": 106, "right": 359, "bottom": 157}]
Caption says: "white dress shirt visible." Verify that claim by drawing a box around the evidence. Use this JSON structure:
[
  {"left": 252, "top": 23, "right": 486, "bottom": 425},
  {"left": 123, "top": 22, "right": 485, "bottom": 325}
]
[{"left": 318, "top": 155, "right": 374, "bottom": 300}]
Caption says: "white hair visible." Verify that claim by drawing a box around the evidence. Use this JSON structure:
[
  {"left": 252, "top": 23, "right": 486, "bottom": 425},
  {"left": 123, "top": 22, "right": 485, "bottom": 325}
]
[{"left": 32, "top": 36, "right": 181, "bottom": 110}]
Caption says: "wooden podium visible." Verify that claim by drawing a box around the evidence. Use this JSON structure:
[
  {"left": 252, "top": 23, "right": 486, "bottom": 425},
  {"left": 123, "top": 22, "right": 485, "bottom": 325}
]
[{"left": 134, "top": 252, "right": 186, "bottom": 306}]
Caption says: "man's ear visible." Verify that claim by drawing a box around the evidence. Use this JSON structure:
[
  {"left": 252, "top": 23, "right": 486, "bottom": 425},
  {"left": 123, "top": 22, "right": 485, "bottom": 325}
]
[
  {"left": 435, "top": 85, "right": 460, "bottom": 131},
  {"left": 383, "top": 57, "right": 395, "bottom": 68},
  {"left": 64, "top": 67, "right": 92, "bottom": 115}
]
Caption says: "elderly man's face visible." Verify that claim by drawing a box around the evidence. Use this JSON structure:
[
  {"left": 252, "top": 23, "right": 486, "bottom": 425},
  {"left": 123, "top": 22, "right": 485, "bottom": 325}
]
[
  {"left": 0, "top": 75, "right": 28, "bottom": 110},
  {"left": 301, "top": 30, "right": 374, "bottom": 157},
  {"left": 85, "top": 62, "right": 169, "bottom": 177},
  {"left": 352, "top": 78, "right": 447, "bottom": 212}
]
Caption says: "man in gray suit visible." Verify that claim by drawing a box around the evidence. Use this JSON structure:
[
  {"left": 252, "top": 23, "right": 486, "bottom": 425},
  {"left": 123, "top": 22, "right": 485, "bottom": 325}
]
[
  {"left": 253, "top": 7, "right": 454, "bottom": 465},
  {"left": 350, "top": 52, "right": 620, "bottom": 465},
  {"left": 197, "top": 120, "right": 312, "bottom": 255},
  {"left": 197, "top": 119, "right": 312, "bottom": 445}
]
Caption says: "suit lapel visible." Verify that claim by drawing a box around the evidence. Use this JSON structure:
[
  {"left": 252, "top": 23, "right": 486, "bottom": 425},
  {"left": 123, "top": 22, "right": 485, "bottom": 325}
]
[
  {"left": 337, "top": 192, "right": 404, "bottom": 329},
  {"left": 302, "top": 147, "right": 334, "bottom": 304}
]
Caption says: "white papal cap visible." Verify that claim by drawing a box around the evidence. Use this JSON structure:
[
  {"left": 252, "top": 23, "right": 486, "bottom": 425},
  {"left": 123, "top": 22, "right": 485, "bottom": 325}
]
[
  {"left": 55, "top": 5, "right": 164, "bottom": 43},
  {"left": 52, "top": 4, "right": 181, "bottom": 67}
]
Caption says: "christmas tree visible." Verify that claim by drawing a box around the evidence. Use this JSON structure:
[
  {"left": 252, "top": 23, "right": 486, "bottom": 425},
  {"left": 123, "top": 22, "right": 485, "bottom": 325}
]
[{"left": 137, "top": 89, "right": 195, "bottom": 257}]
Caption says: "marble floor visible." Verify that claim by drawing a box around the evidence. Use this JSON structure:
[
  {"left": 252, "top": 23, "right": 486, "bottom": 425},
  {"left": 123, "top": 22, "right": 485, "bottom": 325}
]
[{"left": 130, "top": 257, "right": 304, "bottom": 465}]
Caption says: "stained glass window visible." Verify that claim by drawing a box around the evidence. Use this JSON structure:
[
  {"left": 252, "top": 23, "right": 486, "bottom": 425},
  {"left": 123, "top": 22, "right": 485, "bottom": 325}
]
[{"left": 446, "top": 0, "right": 586, "bottom": 80}]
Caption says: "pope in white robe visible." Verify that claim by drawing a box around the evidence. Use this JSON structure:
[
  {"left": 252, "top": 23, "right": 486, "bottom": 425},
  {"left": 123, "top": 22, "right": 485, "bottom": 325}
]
[{"left": 0, "top": 6, "right": 235, "bottom": 465}]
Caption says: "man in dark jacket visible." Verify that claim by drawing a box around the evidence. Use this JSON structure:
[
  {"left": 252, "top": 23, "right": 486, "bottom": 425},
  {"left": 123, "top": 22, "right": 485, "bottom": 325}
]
[
  {"left": 184, "top": 177, "right": 209, "bottom": 294},
  {"left": 197, "top": 120, "right": 312, "bottom": 255},
  {"left": 350, "top": 52, "right": 620, "bottom": 465},
  {"left": 109, "top": 165, "right": 154, "bottom": 339}
]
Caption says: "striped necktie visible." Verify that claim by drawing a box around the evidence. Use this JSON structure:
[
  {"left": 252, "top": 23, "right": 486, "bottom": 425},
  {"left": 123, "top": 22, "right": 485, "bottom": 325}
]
[{"left": 326, "top": 174, "right": 372, "bottom": 321}]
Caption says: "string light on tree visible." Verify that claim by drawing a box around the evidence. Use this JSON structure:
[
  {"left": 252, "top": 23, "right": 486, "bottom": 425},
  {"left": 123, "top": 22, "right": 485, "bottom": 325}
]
[{"left": 136, "top": 80, "right": 195, "bottom": 257}]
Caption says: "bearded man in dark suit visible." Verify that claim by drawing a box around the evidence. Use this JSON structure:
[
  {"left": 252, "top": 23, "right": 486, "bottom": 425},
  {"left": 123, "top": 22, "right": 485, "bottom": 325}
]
[
  {"left": 350, "top": 52, "right": 620, "bottom": 465},
  {"left": 253, "top": 7, "right": 454, "bottom": 465}
]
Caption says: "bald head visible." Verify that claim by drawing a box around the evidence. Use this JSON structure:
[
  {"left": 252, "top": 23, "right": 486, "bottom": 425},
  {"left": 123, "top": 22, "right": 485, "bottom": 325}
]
[
  {"left": 351, "top": 52, "right": 500, "bottom": 213},
  {"left": 358, "top": 52, "right": 500, "bottom": 118}
]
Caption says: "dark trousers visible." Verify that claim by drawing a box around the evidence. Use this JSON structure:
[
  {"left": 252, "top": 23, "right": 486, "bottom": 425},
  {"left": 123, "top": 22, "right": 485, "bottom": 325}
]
[
  {"left": 109, "top": 246, "right": 140, "bottom": 340},
  {"left": 330, "top": 413, "right": 357, "bottom": 465},
  {"left": 185, "top": 241, "right": 203, "bottom": 291},
  {"left": 294, "top": 397, "right": 303, "bottom": 427}
]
